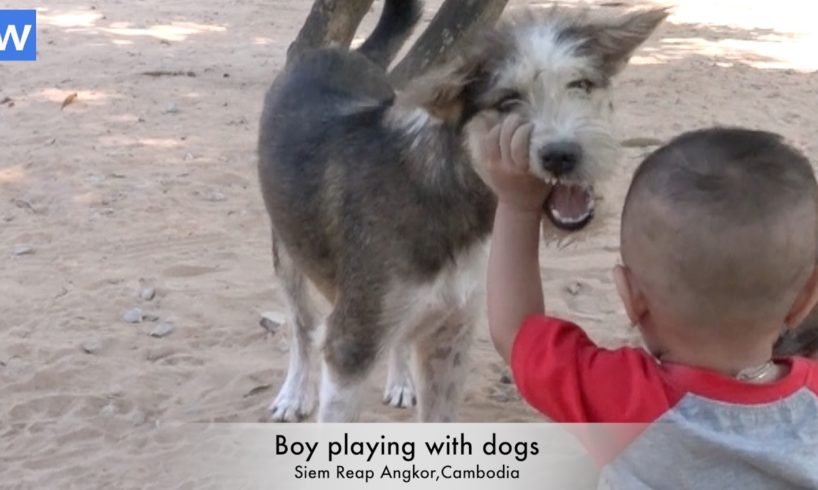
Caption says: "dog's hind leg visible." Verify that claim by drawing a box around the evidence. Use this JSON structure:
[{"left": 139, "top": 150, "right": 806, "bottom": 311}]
[
  {"left": 269, "top": 238, "right": 321, "bottom": 422},
  {"left": 320, "top": 287, "right": 386, "bottom": 422},
  {"left": 383, "top": 344, "right": 416, "bottom": 409},
  {"left": 413, "top": 308, "right": 475, "bottom": 422}
]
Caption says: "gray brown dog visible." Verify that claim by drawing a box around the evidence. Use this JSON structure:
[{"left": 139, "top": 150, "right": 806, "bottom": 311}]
[{"left": 258, "top": 1, "right": 667, "bottom": 422}]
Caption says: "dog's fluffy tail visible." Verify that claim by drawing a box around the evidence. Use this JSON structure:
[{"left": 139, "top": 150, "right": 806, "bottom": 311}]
[{"left": 358, "top": 0, "right": 423, "bottom": 69}]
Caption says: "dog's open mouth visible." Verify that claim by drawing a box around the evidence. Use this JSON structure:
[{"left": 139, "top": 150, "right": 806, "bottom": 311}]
[{"left": 544, "top": 181, "right": 594, "bottom": 231}]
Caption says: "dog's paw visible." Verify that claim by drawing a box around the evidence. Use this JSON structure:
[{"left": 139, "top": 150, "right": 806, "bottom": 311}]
[
  {"left": 268, "top": 384, "right": 316, "bottom": 422},
  {"left": 383, "top": 378, "right": 416, "bottom": 409}
]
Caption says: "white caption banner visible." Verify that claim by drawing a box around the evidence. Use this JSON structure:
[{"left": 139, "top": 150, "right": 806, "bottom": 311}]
[{"left": 159, "top": 423, "right": 610, "bottom": 489}]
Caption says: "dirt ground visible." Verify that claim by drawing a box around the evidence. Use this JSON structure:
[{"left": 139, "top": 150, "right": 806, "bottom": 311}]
[{"left": 1, "top": 0, "right": 817, "bottom": 487}]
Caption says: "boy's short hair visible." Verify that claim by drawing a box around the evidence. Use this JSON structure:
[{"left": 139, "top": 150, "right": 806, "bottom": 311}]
[{"left": 621, "top": 127, "right": 818, "bottom": 330}]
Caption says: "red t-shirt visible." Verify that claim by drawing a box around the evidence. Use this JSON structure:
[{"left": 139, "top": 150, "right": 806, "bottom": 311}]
[
  {"left": 511, "top": 315, "right": 818, "bottom": 485},
  {"left": 511, "top": 314, "right": 818, "bottom": 424}
]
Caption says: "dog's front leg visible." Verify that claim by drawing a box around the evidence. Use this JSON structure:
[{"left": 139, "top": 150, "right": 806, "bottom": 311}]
[{"left": 268, "top": 240, "right": 320, "bottom": 422}]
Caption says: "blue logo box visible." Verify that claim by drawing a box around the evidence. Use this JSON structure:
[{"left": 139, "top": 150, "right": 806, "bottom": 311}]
[{"left": 0, "top": 10, "right": 37, "bottom": 61}]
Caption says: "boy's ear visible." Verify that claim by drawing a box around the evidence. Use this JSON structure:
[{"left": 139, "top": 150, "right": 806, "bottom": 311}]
[
  {"left": 784, "top": 266, "right": 818, "bottom": 329},
  {"left": 613, "top": 264, "right": 648, "bottom": 326}
]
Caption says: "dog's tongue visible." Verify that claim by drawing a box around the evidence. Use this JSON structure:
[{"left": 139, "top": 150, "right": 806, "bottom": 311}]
[{"left": 544, "top": 183, "right": 594, "bottom": 231}]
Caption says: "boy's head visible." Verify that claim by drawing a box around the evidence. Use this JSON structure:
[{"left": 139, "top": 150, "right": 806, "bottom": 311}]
[{"left": 615, "top": 127, "right": 818, "bottom": 363}]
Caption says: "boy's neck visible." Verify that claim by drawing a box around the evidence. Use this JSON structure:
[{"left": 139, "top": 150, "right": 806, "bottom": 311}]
[{"left": 656, "top": 330, "right": 783, "bottom": 380}]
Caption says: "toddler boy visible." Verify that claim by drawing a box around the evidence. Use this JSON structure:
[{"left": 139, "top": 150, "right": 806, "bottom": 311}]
[{"left": 484, "top": 121, "right": 818, "bottom": 488}]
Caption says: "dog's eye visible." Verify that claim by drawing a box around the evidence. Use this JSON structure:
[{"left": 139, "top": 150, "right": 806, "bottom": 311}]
[
  {"left": 567, "top": 79, "right": 596, "bottom": 93},
  {"left": 494, "top": 92, "right": 523, "bottom": 112}
]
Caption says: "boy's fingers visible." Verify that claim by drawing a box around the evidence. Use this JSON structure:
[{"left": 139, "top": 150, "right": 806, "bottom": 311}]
[
  {"left": 510, "top": 123, "right": 534, "bottom": 171},
  {"left": 499, "top": 114, "right": 522, "bottom": 169},
  {"left": 482, "top": 124, "right": 502, "bottom": 164}
]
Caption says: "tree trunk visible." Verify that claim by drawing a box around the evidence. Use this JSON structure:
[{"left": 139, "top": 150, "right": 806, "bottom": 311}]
[
  {"left": 286, "top": 0, "right": 375, "bottom": 66},
  {"left": 389, "top": 0, "right": 509, "bottom": 87}
]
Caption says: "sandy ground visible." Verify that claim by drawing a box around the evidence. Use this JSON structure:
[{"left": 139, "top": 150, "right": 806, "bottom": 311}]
[{"left": 1, "top": 0, "right": 817, "bottom": 487}]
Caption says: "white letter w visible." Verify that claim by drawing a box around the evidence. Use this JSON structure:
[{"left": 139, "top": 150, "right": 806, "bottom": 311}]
[{"left": 0, "top": 24, "right": 32, "bottom": 51}]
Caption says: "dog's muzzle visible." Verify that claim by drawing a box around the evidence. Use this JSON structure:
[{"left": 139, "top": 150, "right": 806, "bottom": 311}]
[{"left": 539, "top": 141, "right": 594, "bottom": 231}]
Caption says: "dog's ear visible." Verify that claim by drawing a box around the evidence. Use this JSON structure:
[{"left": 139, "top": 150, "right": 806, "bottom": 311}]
[
  {"left": 590, "top": 8, "right": 669, "bottom": 76},
  {"left": 405, "top": 59, "right": 480, "bottom": 122},
  {"left": 402, "top": 31, "right": 507, "bottom": 123}
]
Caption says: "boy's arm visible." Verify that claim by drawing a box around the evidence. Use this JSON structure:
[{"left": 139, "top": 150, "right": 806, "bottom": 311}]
[
  {"left": 481, "top": 115, "right": 677, "bottom": 423},
  {"left": 488, "top": 204, "right": 544, "bottom": 363},
  {"left": 480, "top": 115, "right": 550, "bottom": 363}
]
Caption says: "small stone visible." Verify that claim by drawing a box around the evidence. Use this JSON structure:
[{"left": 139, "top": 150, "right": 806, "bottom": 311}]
[
  {"left": 106, "top": 385, "right": 124, "bottom": 398},
  {"left": 150, "top": 322, "right": 175, "bottom": 338},
  {"left": 621, "top": 137, "right": 663, "bottom": 148},
  {"left": 274, "top": 337, "right": 289, "bottom": 353},
  {"left": 566, "top": 282, "right": 582, "bottom": 296},
  {"left": 139, "top": 287, "right": 156, "bottom": 301},
  {"left": 243, "top": 384, "right": 272, "bottom": 398},
  {"left": 130, "top": 410, "right": 146, "bottom": 426},
  {"left": 162, "top": 103, "right": 179, "bottom": 114},
  {"left": 145, "top": 346, "right": 174, "bottom": 362},
  {"left": 81, "top": 338, "right": 102, "bottom": 354},
  {"left": 142, "top": 313, "right": 160, "bottom": 322},
  {"left": 260, "top": 312, "right": 286, "bottom": 334},
  {"left": 4, "top": 357, "right": 27, "bottom": 376},
  {"left": 123, "top": 307, "right": 143, "bottom": 323},
  {"left": 489, "top": 390, "right": 511, "bottom": 403},
  {"left": 499, "top": 373, "right": 513, "bottom": 384},
  {"left": 201, "top": 190, "right": 225, "bottom": 202},
  {"left": 12, "top": 245, "right": 34, "bottom": 256}
]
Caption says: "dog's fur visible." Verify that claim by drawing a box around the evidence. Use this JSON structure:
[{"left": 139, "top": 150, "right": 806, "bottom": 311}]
[
  {"left": 776, "top": 310, "right": 818, "bottom": 359},
  {"left": 258, "top": 1, "right": 667, "bottom": 422}
]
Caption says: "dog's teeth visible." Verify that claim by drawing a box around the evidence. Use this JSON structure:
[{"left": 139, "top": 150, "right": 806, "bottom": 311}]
[
  {"left": 567, "top": 213, "right": 590, "bottom": 223},
  {"left": 560, "top": 210, "right": 593, "bottom": 224}
]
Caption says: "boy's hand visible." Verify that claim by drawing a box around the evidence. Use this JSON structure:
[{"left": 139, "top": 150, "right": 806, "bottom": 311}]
[{"left": 483, "top": 114, "right": 551, "bottom": 212}]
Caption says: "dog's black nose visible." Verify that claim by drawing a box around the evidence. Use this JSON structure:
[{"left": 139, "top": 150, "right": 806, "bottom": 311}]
[{"left": 540, "top": 141, "right": 582, "bottom": 176}]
